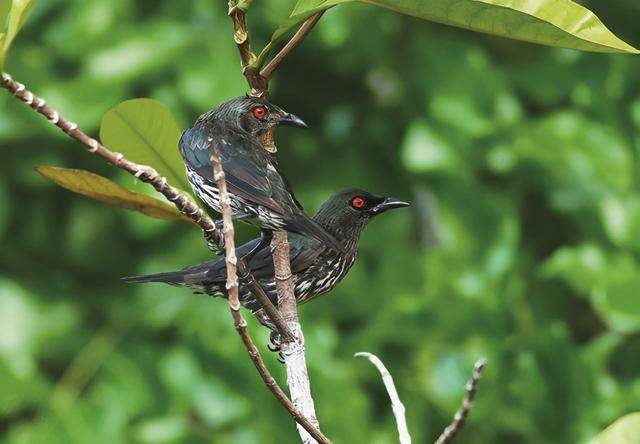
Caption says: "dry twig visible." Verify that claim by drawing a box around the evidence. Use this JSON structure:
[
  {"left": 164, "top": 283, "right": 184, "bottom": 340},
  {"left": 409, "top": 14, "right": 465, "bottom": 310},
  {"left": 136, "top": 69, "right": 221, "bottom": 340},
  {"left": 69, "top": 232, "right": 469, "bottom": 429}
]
[
  {"left": 435, "top": 358, "right": 487, "bottom": 444},
  {"left": 355, "top": 352, "right": 411, "bottom": 444}
]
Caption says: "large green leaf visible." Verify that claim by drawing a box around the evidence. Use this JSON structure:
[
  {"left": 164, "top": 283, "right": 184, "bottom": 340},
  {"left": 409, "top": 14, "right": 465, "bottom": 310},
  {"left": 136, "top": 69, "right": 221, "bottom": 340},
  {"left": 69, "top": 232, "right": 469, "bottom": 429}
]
[
  {"left": 99, "top": 98, "right": 190, "bottom": 193},
  {"left": 0, "top": 0, "right": 36, "bottom": 69},
  {"left": 267, "top": 0, "right": 638, "bottom": 62},
  {"left": 589, "top": 413, "right": 640, "bottom": 444},
  {"left": 35, "top": 166, "right": 193, "bottom": 223}
]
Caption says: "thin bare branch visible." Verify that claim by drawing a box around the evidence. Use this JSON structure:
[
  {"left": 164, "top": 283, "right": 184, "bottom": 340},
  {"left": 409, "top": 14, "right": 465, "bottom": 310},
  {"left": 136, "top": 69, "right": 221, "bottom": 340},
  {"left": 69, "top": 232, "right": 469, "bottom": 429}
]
[
  {"left": 435, "top": 358, "right": 487, "bottom": 444},
  {"left": 260, "top": 11, "right": 325, "bottom": 80},
  {"left": 228, "top": 1, "right": 267, "bottom": 96},
  {"left": 355, "top": 352, "right": 411, "bottom": 444},
  {"left": 0, "top": 71, "right": 292, "bottom": 341},
  {"left": 211, "top": 149, "right": 330, "bottom": 444}
]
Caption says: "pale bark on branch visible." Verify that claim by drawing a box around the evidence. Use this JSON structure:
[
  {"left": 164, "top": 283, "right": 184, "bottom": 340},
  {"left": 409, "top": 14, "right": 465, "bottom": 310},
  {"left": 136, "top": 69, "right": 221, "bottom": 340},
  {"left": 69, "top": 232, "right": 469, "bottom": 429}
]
[
  {"left": 355, "top": 352, "right": 411, "bottom": 444},
  {"left": 272, "top": 231, "right": 322, "bottom": 444}
]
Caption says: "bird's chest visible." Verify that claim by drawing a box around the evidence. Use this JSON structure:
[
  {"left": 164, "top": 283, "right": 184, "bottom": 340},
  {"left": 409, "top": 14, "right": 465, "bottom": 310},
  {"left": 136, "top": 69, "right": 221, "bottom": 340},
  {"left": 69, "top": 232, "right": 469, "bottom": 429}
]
[{"left": 296, "top": 251, "right": 357, "bottom": 299}]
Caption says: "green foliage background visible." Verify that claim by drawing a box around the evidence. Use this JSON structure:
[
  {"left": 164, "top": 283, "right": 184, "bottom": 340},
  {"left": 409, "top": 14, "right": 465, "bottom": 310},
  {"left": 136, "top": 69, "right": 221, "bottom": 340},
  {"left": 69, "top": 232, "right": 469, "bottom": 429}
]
[{"left": 1, "top": 0, "right": 640, "bottom": 442}]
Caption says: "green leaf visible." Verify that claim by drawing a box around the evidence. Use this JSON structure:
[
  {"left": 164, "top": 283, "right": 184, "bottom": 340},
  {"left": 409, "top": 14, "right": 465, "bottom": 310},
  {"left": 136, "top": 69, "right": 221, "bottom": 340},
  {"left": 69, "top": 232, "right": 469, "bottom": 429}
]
[
  {"left": 270, "top": 0, "right": 638, "bottom": 59},
  {"left": 0, "top": 0, "right": 37, "bottom": 69},
  {"left": 99, "top": 98, "right": 190, "bottom": 193},
  {"left": 592, "top": 275, "right": 640, "bottom": 334},
  {"left": 589, "top": 412, "right": 640, "bottom": 444},
  {"left": 0, "top": 0, "right": 11, "bottom": 27},
  {"left": 35, "top": 166, "right": 193, "bottom": 223}
]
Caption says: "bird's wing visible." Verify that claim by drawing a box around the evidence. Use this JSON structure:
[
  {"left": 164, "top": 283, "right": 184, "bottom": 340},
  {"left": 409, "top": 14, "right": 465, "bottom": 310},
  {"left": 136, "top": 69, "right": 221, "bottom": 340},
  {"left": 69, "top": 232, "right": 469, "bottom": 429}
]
[
  {"left": 195, "top": 234, "right": 324, "bottom": 284},
  {"left": 180, "top": 128, "right": 292, "bottom": 215}
]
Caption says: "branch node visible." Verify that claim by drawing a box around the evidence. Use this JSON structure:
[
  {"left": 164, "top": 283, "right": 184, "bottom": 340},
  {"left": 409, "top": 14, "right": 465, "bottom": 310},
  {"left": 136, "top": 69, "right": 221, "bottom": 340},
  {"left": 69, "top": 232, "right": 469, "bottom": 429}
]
[
  {"left": 88, "top": 139, "right": 99, "bottom": 152},
  {"left": 113, "top": 152, "right": 124, "bottom": 165},
  {"left": 48, "top": 110, "right": 60, "bottom": 124}
]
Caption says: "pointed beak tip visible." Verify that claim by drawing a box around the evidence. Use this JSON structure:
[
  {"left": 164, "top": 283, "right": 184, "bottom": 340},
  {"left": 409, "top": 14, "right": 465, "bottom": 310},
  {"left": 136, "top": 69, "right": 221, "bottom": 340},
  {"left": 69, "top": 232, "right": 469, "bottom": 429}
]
[
  {"left": 372, "top": 198, "right": 410, "bottom": 214},
  {"left": 280, "top": 113, "right": 308, "bottom": 129}
]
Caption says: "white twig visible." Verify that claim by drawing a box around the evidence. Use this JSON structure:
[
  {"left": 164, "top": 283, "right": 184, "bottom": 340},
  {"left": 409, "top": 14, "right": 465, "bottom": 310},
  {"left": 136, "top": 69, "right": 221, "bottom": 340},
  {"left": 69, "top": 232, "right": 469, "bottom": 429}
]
[
  {"left": 435, "top": 358, "right": 487, "bottom": 444},
  {"left": 355, "top": 352, "right": 411, "bottom": 444}
]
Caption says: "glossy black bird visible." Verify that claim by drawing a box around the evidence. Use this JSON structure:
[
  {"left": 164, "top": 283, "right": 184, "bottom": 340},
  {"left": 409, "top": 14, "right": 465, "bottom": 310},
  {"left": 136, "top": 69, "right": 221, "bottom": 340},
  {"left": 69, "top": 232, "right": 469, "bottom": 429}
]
[
  {"left": 123, "top": 189, "right": 409, "bottom": 330},
  {"left": 180, "top": 95, "right": 342, "bottom": 253}
]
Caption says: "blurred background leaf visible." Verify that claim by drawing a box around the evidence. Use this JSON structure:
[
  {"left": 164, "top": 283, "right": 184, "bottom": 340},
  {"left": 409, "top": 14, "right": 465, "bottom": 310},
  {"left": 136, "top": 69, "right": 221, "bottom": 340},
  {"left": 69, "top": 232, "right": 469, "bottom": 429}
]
[{"left": 1, "top": 0, "right": 640, "bottom": 443}]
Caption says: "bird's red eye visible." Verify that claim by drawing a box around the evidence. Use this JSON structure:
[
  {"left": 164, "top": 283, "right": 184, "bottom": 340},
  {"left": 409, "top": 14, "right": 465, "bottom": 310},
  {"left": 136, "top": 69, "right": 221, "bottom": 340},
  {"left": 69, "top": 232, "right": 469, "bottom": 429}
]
[
  {"left": 252, "top": 106, "right": 267, "bottom": 119},
  {"left": 351, "top": 197, "right": 366, "bottom": 209}
]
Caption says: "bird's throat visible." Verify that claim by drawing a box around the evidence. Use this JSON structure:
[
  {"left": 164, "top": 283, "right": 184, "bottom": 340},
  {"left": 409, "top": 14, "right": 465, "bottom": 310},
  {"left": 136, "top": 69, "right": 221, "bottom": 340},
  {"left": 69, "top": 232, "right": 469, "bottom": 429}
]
[{"left": 259, "top": 128, "right": 277, "bottom": 153}]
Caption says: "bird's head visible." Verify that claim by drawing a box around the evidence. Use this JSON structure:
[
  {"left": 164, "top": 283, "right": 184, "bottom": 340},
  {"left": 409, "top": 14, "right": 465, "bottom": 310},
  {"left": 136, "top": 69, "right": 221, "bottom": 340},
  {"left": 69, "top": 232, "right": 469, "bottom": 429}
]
[
  {"left": 210, "top": 96, "right": 307, "bottom": 153},
  {"left": 314, "top": 189, "right": 410, "bottom": 242}
]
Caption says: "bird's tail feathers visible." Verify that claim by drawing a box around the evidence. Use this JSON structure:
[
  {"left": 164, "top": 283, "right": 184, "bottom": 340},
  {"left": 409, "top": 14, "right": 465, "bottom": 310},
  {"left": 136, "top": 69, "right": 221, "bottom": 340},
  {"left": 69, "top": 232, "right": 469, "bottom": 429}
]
[{"left": 122, "top": 270, "right": 187, "bottom": 285}]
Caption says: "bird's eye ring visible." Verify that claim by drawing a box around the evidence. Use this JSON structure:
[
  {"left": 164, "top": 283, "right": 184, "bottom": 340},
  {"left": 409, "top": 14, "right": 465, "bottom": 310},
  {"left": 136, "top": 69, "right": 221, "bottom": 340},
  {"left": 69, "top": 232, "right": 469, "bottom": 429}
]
[
  {"left": 252, "top": 106, "right": 268, "bottom": 120},
  {"left": 351, "top": 197, "right": 366, "bottom": 209}
]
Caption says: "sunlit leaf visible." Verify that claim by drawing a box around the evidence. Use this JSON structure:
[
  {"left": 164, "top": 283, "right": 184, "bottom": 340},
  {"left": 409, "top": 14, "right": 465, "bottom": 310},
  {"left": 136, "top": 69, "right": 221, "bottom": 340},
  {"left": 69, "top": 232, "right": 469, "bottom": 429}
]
[
  {"left": 0, "top": 0, "right": 37, "bottom": 69},
  {"left": 99, "top": 98, "right": 190, "bottom": 193},
  {"left": 589, "top": 412, "right": 640, "bottom": 444},
  {"left": 268, "top": 0, "right": 638, "bottom": 61},
  {"left": 35, "top": 166, "right": 192, "bottom": 223}
]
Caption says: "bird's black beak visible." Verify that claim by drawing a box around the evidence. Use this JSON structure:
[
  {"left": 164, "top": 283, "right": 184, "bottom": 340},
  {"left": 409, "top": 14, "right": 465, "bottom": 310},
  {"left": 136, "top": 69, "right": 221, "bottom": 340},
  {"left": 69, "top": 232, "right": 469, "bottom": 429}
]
[
  {"left": 279, "top": 113, "right": 308, "bottom": 129},
  {"left": 370, "top": 197, "right": 410, "bottom": 215}
]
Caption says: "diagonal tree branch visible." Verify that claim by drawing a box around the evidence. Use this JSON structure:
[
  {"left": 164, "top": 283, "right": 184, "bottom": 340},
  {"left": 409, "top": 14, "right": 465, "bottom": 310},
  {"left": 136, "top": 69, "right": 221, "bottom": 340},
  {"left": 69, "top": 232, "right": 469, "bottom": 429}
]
[
  {"left": 210, "top": 147, "right": 330, "bottom": 444},
  {"left": 435, "top": 358, "right": 487, "bottom": 444},
  {"left": 260, "top": 11, "right": 326, "bottom": 80},
  {"left": 355, "top": 352, "right": 411, "bottom": 444}
]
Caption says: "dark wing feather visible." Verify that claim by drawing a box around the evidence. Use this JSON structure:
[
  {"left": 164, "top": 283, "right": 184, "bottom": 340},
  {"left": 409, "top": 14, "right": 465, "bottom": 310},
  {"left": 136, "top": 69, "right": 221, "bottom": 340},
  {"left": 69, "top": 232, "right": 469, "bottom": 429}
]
[
  {"left": 180, "top": 127, "right": 289, "bottom": 214},
  {"left": 198, "top": 234, "right": 325, "bottom": 283},
  {"left": 180, "top": 127, "right": 343, "bottom": 251}
]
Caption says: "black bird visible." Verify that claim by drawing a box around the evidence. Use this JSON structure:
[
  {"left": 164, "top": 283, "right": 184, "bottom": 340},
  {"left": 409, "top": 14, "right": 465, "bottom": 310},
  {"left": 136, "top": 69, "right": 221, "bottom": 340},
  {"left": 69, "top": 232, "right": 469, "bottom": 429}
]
[
  {"left": 180, "top": 96, "right": 342, "bottom": 253},
  {"left": 123, "top": 189, "right": 409, "bottom": 330}
]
